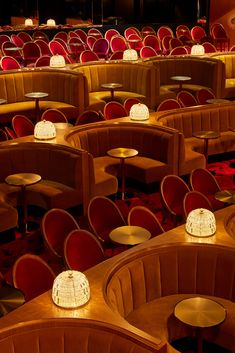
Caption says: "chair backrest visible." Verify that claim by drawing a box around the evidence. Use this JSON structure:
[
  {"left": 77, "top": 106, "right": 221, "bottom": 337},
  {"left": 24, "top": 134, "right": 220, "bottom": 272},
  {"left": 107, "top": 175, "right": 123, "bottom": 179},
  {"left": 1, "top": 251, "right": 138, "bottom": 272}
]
[
  {"left": 176, "top": 90, "right": 198, "bottom": 107},
  {"left": 183, "top": 191, "right": 214, "bottom": 218},
  {"left": 74, "top": 29, "right": 87, "bottom": 43},
  {"left": 156, "top": 99, "right": 181, "bottom": 112},
  {"left": 34, "top": 55, "right": 51, "bottom": 67},
  {"left": 0, "top": 34, "right": 10, "bottom": 47},
  {"left": 32, "top": 31, "right": 49, "bottom": 42},
  {"left": 13, "top": 254, "right": 55, "bottom": 301},
  {"left": 191, "top": 26, "right": 207, "bottom": 42},
  {"left": 196, "top": 88, "right": 216, "bottom": 105},
  {"left": 161, "top": 35, "right": 173, "bottom": 54},
  {"left": 1, "top": 41, "right": 23, "bottom": 62},
  {"left": 41, "top": 208, "right": 80, "bottom": 259},
  {"left": 87, "top": 28, "right": 103, "bottom": 39},
  {"left": 17, "top": 31, "right": 32, "bottom": 43},
  {"left": 0, "top": 56, "right": 21, "bottom": 70},
  {"left": 157, "top": 25, "right": 174, "bottom": 42},
  {"left": 86, "top": 35, "right": 97, "bottom": 50},
  {"left": 12, "top": 115, "right": 34, "bottom": 137},
  {"left": 88, "top": 196, "right": 126, "bottom": 243},
  {"left": 211, "top": 23, "right": 228, "bottom": 40},
  {"left": 80, "top": 50, "right": 99, "bottom": 63},
  {"left": 54, "top": 31, "right": 68, "bottom": 43},
  {"left": 123, "top": 97, "right": 141, "bottom": 114},
  {"left": 64, "top": 229, "right": 105, "bottom": 271},
  {"left": 169, "top": 46, "right": 188, "bottom": 55},
  {"left": 141, "top": 26, "right": 156, "bottom": 37},
  {"left": 41, "top": 108, "right": 68, "bottom": 123},
  {"left": 140, "top": 46, "right": 158, "bottom": 58},
  {"left": 128, "top": 206, "right": 164, "bottom": 238},
  {"left": 0, "top": 128, "right": 8, "bottom": 141},
  {"left": 143, "top": 35, "right": 161, "bottom": 53},
  {"left": 124, "top": 27, "right": 141, "bottom": 40},
  {"left": 105, "top": 29, "right": 120, "bottom": 42},
  {"left": 68, "top": 37, "right": 86, "bottom": 56},
  {"left": 4, "top": 126, "right": 17, "bottom": 139},
  {"left": 11, "top": 34, "right": 24, "bottom": 48},
  {"left": 176, "top": 25, "right": 191, "bottom": 40},
  {"left": 110, "top": 35, "right": 128, "bottom": 53},
  {"left": 103, "top": 101, "right": 128, "bottom": 120},
  {"left": 22, "top": 41, "right": 41, "bottom": 64},
  {"left": 49, "top": 40, "right": 68, "bottom": 56},
  {"left": 92, "top": 38, "right": 109, "bottom": 58},
  {"left": 109, "top": 50, "right": 124, "bottom": 60},
  {"left": 34, "top": 39, "right": 52, "bottom": 56},
  {"left": 75, "top": 110, "right": 101, "bottom": 125},
  {"left": 202, "top": 41, "right": 217, "bottom": 53},
  {"left": 169, "top": 37, "right": 183, "bottom": 51}
]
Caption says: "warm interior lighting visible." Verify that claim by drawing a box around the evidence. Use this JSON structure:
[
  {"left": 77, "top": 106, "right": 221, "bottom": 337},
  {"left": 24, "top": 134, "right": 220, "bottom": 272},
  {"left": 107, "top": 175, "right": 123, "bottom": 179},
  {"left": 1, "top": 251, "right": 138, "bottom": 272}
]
[
  {"left": 130, "top": 103, "right": 149, "bottom": 121},
  {"left": 34, "top": 120, "right": 56, "bottom": 140},
  {"left": 25, "top": 18, "right": 33, "bottom": 26},
  {"left": 123, "top": 49, "right": 138, "bottom": 61},
  {"left": 47, "top": 18, "right": 56, "bottom": 26},
  {"left": 185, "top": 208, "right": 216, "bottom": 237},
  {"left": 50, "top": 55, "right": 66, "bottom": 68},
  {"left": 52, "top": 270, "right": 90, "bottom": 308},
  {"left": 191, "top": 44, "right": 205, "bottom": 55}
]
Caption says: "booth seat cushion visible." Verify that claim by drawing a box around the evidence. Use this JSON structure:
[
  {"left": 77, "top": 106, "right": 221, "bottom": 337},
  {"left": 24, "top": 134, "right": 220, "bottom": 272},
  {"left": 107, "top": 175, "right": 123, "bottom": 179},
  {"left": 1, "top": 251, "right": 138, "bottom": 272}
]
[{"left": 211, "top": 53, "right": 235, "bottom": 98}]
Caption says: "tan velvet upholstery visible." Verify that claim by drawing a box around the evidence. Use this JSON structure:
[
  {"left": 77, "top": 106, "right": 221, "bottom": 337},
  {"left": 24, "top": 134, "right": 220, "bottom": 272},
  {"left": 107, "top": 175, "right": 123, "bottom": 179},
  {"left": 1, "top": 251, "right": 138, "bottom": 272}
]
[
  {"left": 0, "top": 142, "right": 90, "bottom": 212},
  {"left": 65, "top": 122, "right": 180, "bottom": 190},
  {"left": 149, "top": 56, "right": 225, "bottom": 103},
  {"left": 0, "top": 318, "right": 165, "bottom": 353},
  {"left": 0, "top": 68, "right": 89, "bottom": 123},
  {"left": 105, "top": 243, "right": 235, "bottom": 351},
  {"left": 72, "top": 62, "right": 159, "bottom": 111},
  {"left": 156, "top": 103, "right": 235, "bottom": 175},
  {"left": 210, "top": 52, "right": 235, "bottom": 98}
]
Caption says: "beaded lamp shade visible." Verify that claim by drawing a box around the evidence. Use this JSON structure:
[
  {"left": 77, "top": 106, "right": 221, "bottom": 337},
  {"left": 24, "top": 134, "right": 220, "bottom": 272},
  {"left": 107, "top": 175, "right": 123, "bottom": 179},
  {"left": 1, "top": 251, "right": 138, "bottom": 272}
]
[{"left": 186, "top": 208, "right": 216, "bottom": 237}]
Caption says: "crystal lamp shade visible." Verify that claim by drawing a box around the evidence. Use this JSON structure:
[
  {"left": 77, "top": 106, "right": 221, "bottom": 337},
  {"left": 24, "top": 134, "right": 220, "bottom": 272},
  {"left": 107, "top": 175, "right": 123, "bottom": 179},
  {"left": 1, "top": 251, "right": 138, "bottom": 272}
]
[
  {"left": 123, "top": 49, "right": 138, "bottom": 61},
  {"left": 191, "top": 44, "right": 205, "bottom": 55},
  {"left": 25, "top": 18, "right": 33, "bottom": 26},
  {"left": 47, "top": 18, "right": 56, "bottom": 26},
  {"left": 130, "top": 103, "right": 149, "bottom": 121},
  {"left": 185, "top": 208, "right": 216, "bottom": 237},
  {"left": 34, "top": 120, "right": 56, "bottom": 140},
  {"left": 50, "top": 55, "right": 66, "bottom": 68},
  {"left": 52, "top": 270, "right": 90, "bottom": 308}
]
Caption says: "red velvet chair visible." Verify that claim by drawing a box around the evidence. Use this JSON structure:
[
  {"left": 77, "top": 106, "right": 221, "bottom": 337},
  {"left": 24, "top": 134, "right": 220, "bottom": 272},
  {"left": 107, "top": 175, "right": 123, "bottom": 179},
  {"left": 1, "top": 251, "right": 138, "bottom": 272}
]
[
  {"left": 169, "top": 46, "right": 188, "bottom": 55},
  {"left": 124, "top": 27, "right": 141, "bottom": 40},
  {"left": 87, "top": 28, "right": 103, "bottom": 39},
  {"left": 123, "top": 97, "right": 141, "bottom": 114},
  {"left": 176, "top": 25, "right": 192, "bottom": 40},
  {"left": 160, "top": 175, "right": 190, "bottom": 225},
  {"left": 92, "top": 38, "right": 109, "bottom": 59},
  {"left": 143, "top": 35, "right": 162, "bottom": 54},
  {"left": 75, "top": 110, "right": 101, "bottom": 125},
  {"left": 17, "top": 31, "right": 32, "bottom": 43},
  {"left": 68, "top": 37, "right": 86, "bottom": 60},
  {"left": 54, "top": 31, "right": 68, "bottom": 43},
  {"left": 4, "top": 126, "right": 17, "bottom": 139},
  {"left": 88, "top": 196, "right": 126, "bottom": 244},
  {"left": 196, "top": 88, "right": 216, "bottom": 105},
  {"left": 210, "top": 23, "right": 230, "bottom": 51},
  {"left": 0, "top": 34, "right": 10, "bottom": 47},
  {"left": 157, "top": 25, "right": 174, "bottom": 42},
  {"left": 34, "top": 55, "right": 51, "bottom": 67},
  {"left": 41, "top": 109, "right": 68, "bottom": 123},
  {"left": 140, "top": 46, "right": 158, "bottom": 58},
  {"left": 34, "top": 39, "right": 52, "bottom": 56},
  {"left": 103, "top": 101, "right": 128, "bottom": 120},
  {"left": 161, "top": 35, "right": 173, "bottom": 55},
  {"left": 0, "top": 56, "right": 21, "bottom": 70},
  {"left": 190, "top": 168, "right": 225, "bottom": 210},
  {"left": 110, "top": 35, "right": 128, "bottom": 53},
  {"left": 10, "top": 34, "right": 24, "bottom": 48},
  {"left": 202, "top": 41, "right": 217, "bottom": 53},
  {"left": 41, "top": 208, "right": 80, "bottom": 260},
  {"left": 141, "top": 25, "right": 156, "bottom": 37},
  {"left": 12, "top": 115, "right": 34, "bottom": 137},
  {"left": 80, "top": 50, "right": 99, "bottom": 63},
  {"left": 74, "top": 29, "right": 87, "bottom": 44},
  {"left": 176, "top": 90, "right": 198, "bottom": 107},
  {"left": 2, "top": 41, "right": 23, "bottom": 64},
  {"left": 105, "top": 29, "right": 120, "bottom": 43},
  {"left": 86, "top": 35, "right": 97, "bottom": 50},
  {"left": 22, "top": 41, "right": 41, "bottom": 66},
  {"left": 156, "top": 99, "right": 181, "bottom": 112},
  {"left": 32, "top": 31, "right": 49, "bottom": 42},
  {"left": 191, "top": 26, "right": 207, "bottom": 43},
  {"left": 183, "top": 190, "right": 214, "bottom": 219},
  {"left": 128, "top": 206, "right": 164, "bottom": 238},
  {"left": 13, "top": 254, "right": 55, "bottom": 302},
  {"left": 64, "top": 229, "right": 105, "bottom": 271},
  {"left": 109, "top": 50, "right": 124, "bottom": 60},
  {"left": 169, "top": 37, "right": 183, "bottom": 51}
]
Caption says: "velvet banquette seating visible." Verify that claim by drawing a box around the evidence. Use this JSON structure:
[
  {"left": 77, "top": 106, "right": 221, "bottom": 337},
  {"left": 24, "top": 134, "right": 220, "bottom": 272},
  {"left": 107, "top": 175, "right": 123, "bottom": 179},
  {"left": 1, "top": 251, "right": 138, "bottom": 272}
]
[
  {"left": 155, "top": 102, "right": 235, "bottom": 175},
  {"left": 71, "top": 61, "right": 159, "bottom": 111},
  {"left": 0, "top": 68, "right": 88, "bottom": 123},
  {"left": 105, "top": 243, "right": 235, "bottom": 352},
  {"left": 148, "top": 56, "right": 225, "bottom": 104},
  {"left": 0, "top": 142, "right": 91, "bottom": 212},
  {"left": 64, "top": 122, "right": 180, "bottom": 194}
]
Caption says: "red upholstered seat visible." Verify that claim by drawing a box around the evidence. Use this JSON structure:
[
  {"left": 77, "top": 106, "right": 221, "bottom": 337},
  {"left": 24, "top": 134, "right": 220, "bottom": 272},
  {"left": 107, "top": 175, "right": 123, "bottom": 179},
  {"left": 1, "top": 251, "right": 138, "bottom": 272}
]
[
  {"left": 41, "top": 108, "right": 68, "bottom": 123},
  {"left": 103, "top": 101, "right": 127, "bottom": 120},
  {"left": 75, "top": 110, "right": 101, "bottom": 125},
  {"left": 156, "top": 99, "right": 181, "bottom": 112},
  {"left": 80, "top": 50, "right": 99, "bottom": 63},
  {"left": 92, "top": 38, "right": 109, "bottom": 59},
  {"left": 196, "top": 88, "right": 216, "bottom": 105},
  {"left": 123, "top": 97, "right": 141, "bottom": 114},
  {"left": 110, "top": 35, "right": 128, "bottom": 53},
  {"left": 176, "top": 90, "right": 198, "bottom": 107},
  {"left": 34, "top": 55, "right": 51, "bottom": 67},
  {"left": 183, "top": 190, "right": 214, "bottom": 218},
  {"left": 140, "top": 46, "right": 158, "bottom": 58},
  {"left": 12, "top": 115, "right": 34, "bottom": 137},
  {"left": 0, "top": 56, "right": 21, "bottom": 70}
]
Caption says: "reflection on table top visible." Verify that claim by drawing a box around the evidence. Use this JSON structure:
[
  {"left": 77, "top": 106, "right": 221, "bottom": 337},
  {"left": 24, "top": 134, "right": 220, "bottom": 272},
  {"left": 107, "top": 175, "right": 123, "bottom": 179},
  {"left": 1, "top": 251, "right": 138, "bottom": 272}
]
[
  {"left": 174, "top": 296, "right": 226, "bottom": 328},
  {"left": 101, "top": 83, "right": 123, "bottom": 90},
  {"left": 0, "top": 283, "right": 25, "bottom": 317},
  {"left": 25, "top": 92, "right": 49, "bottom": 99},
  {"left": 193, "top": 130, "right": 221, "bottom": 139},
  {"left": 107, "top": 147, "right": 138, "bottom": 159},
  {"left": 109, "top": 225, "right": 151, "bottom": 245},
  {"left": 5, "top": 173, "right": 42, "bottom": 187},
  {"left": 170, "top": 75, "right": 192, "bottom": 82},
  {"left": 215, "top": 189, "right": 235, "bottom": 204},
  {"left": 206, "top": 98, "right": 230, "bottom": 104}
]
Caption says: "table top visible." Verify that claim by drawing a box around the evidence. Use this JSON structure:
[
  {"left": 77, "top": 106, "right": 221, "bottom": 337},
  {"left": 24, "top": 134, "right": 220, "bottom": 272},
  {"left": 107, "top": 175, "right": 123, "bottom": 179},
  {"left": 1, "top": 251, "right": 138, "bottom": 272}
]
[
  {"left": 25, "top": 92, "right": 49, "bottom": 99},
  {"left": 215, "top": 189, "right": 235, "bottom": 204},
  {"left": 107, "top": 147, "right": 138, "bottom": 159},
  {"left": 0, "top": 99, "right": 6, "bottom": 105},
  {"left": 0, "top": 283, "right": 25, "bottom": 317},
  {"left": 170, "top": 75, "right": 192, "bottom": 82},
  {"left": 109, "top": 225, "right": 151, "bottom": 246},
  {"left": 53, "top": 122, "right": 73, "bottom": 130},
  {"left": 174, "top": 296, "right": 226, "bottom": 328},
  {"left": 193, "top": 130, "right": 221, "bottom": 139},
  {"left": 5, "top": 173, "right": 41, "bottom": 187},
  {"left": 206, "top": 98, "right": 230, "bottom": 104},
  {"left": 101, "top": 83, "right": 123, "bottom": 90}
]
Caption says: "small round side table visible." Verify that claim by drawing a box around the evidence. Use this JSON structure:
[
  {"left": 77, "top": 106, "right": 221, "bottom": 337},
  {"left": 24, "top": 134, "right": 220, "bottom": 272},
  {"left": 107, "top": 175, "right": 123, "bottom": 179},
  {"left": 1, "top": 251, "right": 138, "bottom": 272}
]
[
  {"left": 193, "top": 130, "right": 220, "bottom": 168},
  {"left": 25, "top": 91, "right": 49, "bottom": 122},
  {"left": 109, "top": 225, "right": 151, "bottom": 246},
  {"left": 101, "top": 83, "right": 123, "bottom": 101}
]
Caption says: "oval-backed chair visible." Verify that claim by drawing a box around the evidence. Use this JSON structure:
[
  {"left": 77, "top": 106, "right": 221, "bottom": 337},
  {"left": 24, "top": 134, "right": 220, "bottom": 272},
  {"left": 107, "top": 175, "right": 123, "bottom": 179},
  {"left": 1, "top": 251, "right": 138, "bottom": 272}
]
[
  {"left": 196, "top": 88, "right": 216, "bottom": 105},
  {"left": 143, "top": 34, "right": 162, "bottom": 54},
  {"left": 128, "top": 206, "right": 164, "bottom": 238},
  {"left": 140, "top": 46, "right": 158, "bottom": 59},
  {"left": 12, "top": 254, "right": 55, "bottom": 302},
  {"left": 64, "top": 229, "right": 105, "bottom": 271},
  {"left": 123, "top": 97, "right": 141, "bottom": 114},
  {"left": 191, "top": 25, "right": 207, "bottom": 43},
  {"left": 105, "top": 28, "right": 120, "bottom": 43},
  {"left": 169, "top": 46, "right": 188, "bottom": 56},
  {"left": 34, "top": 55, "right": 51, "bottom": 67},
  {"left": 202, "top": 41, "right": 217, "bottom": 53},
  {"left": 176, "top": 90, "right": 198, "bottom": 107},
  {"left": 0, "top": 56, "right": 21, "bottom": 70},
  {"left": 22, "top": 41, "right": 41, "bottom": 66},
  {"left": 34, "top": 39, "right": 52, "bottom": 56},
  {"left": 110, "top": 35, "right": 128, "bottom": 53},
  {"left": 75, "top": 110, "right": 101, "bottom": 125},
  {"left": 12, "top": 115, "right": 34, "bottom": 137},
  {"left": 210, "top": 23, "right": 230, "bottom": 51},
  {"left": 156, "top": 99, "right": 181, "bottom": 112},
  {"left": 183, "top": 190, "right": 214, "bottom": 219},
  {"left": 92, "top": 38, "right": 109, "bottom": 59},
  {"left": 80, "top": 50, "right": 99, "bottom": 63},
  {"left": 109, "top": 50, "right": 124, "bottom": 60},
  {"left": 103, "top": 101, "right": 128, "bottom": 120},
  {"left": 41, "top": 108, "right": 68, "bottom": 123}
]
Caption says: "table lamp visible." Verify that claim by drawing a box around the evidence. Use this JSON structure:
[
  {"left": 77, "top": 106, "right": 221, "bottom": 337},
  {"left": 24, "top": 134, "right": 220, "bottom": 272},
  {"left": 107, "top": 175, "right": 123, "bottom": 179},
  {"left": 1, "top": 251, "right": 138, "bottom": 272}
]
[
  {"left": 185, "top": 208, "right": 216, "bottom": 237},
  {"left": 191, "top": 44, "right": 205, "bottom": 56},
  {"left": 34, "top": 120, "right": 56, "bottom": 140},
  {"left": 129, "top": 103, "right": 149, "bottom": 121},
  {"left": 25, "top": 18, "right": 33, "bottom": 26},
  {"left": 123, "top": 49, "right": 138, "bottom": 61},
  {"left": 47, "top": 18, "right": 56, "bottom": 26},
  {"left": 50, "top": 55, "right": 66, "bottom": 68},
  {"left": 52, "top": 270, "right": 90, "bottom": 308}
]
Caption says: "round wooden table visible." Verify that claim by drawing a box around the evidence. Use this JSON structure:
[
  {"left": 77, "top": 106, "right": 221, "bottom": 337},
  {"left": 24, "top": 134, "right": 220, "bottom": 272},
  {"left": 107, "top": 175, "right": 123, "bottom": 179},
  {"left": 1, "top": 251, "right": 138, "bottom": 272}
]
[
  {"left": 5, "top": 173, "right": 42, "bottom": 235},
  {"left": 107, "top": 147, "right": 138, "bottom": 200},
  {"left": 170, "top": 75, "right": 191, "bottom": 91},
  {"left": 206, "top": 98, "right": 230, "bottom": 104},
  {"left": 101, "top": 83, "right": 123, "bottom": 101},
  {"left": 109, "top": 225, "right": 151, "bottom": 246},
  {"left": 193, "top": 130, "right": 220, "bottom": 168},
  {"left": 174, "top": 297, "right": 226, "bottom": 353},
  {"left": 214, "top": 189, "right": 235, "bottom": 204},
  {"left": 25, "top": 91, "right": 49, "bottom": 122}
]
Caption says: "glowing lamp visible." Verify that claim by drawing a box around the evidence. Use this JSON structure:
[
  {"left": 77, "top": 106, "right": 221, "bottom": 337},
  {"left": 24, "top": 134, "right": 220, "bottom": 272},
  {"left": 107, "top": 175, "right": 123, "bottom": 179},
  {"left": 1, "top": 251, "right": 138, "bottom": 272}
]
[
  {"left": 47, "top": 18, "right": 56, "bottom": 26},
  {"left": 34, "top": 120, "right": 56, "bottom": 140},
  {"left": 185, "top": 208, "right": 216, "bottom": 237},
  {"left": 123, "top": 49, "right": 138, "bottom": 61},
  {"left": 50, "top": 55, "right": 66, "bottom": 68},
  {"left": 52, "top": 270, "right": 90, "bottom": 308},
  {"left": 130, "top": 103, "right": 149, "bottom": 121},
  {"left": 191, "top": 44, "right": 205, "bottom": 56},
  {"left": 25, "top": 18, "right": 33, "bottom": 26}
]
